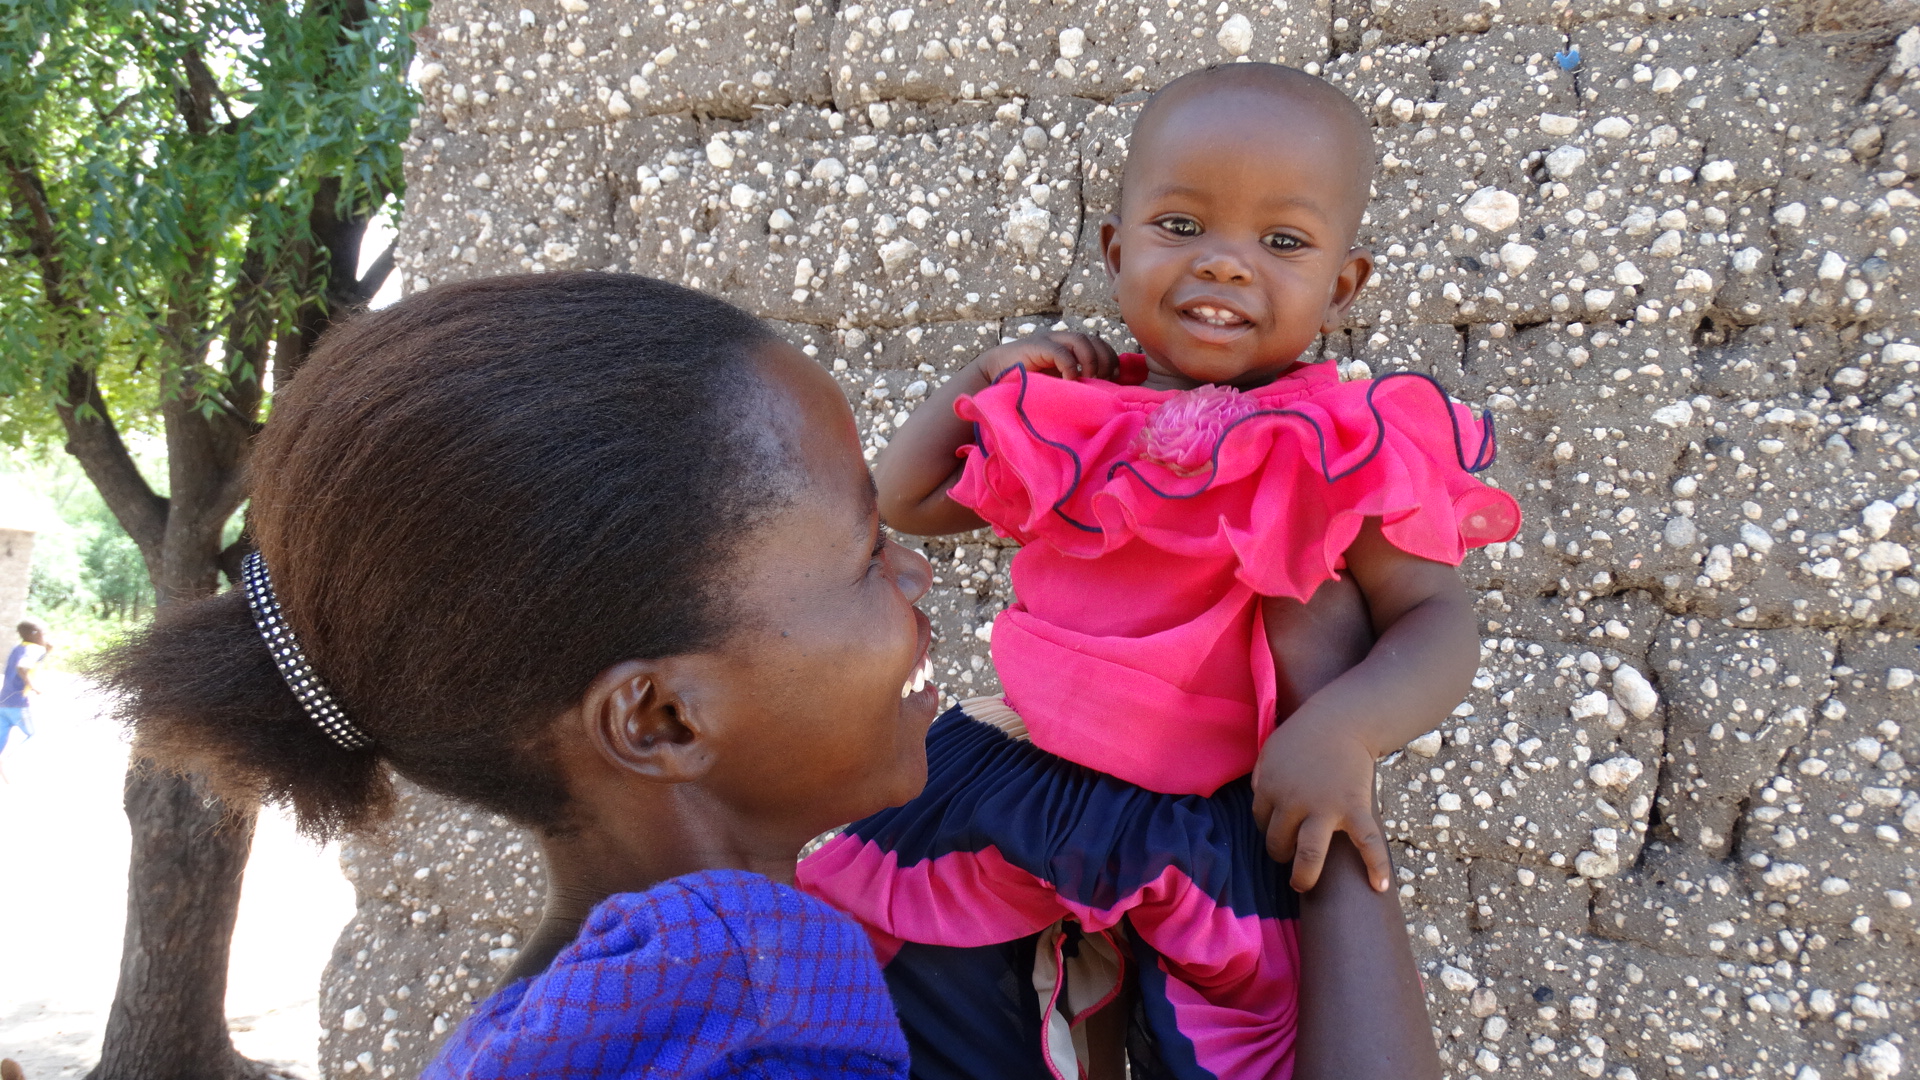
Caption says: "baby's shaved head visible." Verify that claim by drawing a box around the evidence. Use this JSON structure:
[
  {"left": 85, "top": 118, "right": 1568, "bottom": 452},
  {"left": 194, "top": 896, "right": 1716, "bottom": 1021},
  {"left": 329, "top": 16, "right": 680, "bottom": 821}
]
[{"left": 1122, "top": 63, "right": 1376, "bottom": 242}]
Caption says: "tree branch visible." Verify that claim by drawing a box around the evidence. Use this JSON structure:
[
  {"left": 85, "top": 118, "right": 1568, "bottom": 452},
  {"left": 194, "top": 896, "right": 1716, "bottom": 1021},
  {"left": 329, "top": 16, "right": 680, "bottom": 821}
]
[
  {"left": 97, "top": 90, "right": 141, "bottom": 127},
  {"left": 2, "top": 155, "right": 171, "bottom": 558},
  {"left": 5, "top": 162, "right": 69, "bottom": 307},
  {"left": 355, "top": 239, "right": 395, "bottom": 302},
  {"left": 61, "top": 364, "right": 171, "bottom": 557},
  {"left": 175, "top": 47, "right": 220, "bottom": 136},
  {"left": 221, "top": 247, "right": 272, "bottom": 424},
  {"left": 277, "top": 177, "right": 373, "bottom": 385},
  {"left": 217, "top": 531, "right": 251, "bottom": 587}
]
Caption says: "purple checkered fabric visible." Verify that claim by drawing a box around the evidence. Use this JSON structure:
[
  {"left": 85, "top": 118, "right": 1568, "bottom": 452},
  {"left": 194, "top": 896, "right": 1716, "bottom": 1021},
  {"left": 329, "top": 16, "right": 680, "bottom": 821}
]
[{"left": 423, "top": 869, "right": 909, "bottom": 1078}]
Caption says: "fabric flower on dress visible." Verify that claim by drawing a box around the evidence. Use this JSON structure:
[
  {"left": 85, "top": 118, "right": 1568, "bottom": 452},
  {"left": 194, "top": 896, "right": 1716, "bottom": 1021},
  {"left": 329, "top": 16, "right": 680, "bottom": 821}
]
[{"left": 1135, "top": 384, "right": 1263, "bottom": 477}]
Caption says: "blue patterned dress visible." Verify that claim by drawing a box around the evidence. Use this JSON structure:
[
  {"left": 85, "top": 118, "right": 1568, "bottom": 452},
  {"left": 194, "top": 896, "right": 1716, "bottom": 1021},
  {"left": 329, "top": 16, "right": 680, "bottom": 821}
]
[{"left": 424, "top": 869, "right": 910, "bottom": 1078}]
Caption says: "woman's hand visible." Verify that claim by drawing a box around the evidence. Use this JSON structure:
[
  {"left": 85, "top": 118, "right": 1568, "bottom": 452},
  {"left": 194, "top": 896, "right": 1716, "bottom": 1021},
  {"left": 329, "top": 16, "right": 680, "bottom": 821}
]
[
  {"left": 973, "top": 331, "right": 1119, "bottom": 384},
  {"left": 1251, "top": 712, "right": 1393, "bottom": 894}
]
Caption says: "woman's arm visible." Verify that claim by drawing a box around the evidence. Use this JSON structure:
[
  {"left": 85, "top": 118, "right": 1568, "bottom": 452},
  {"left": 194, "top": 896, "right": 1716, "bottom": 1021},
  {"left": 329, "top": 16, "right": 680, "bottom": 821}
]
[
  {"left": 874, "top": 332, "right": 1116, "bottom": 536},
  {"left": 1293, "top": 832, "right": 1443, "bottom": 1080},
  {"left": 1259, "top": 565, "right": 1444, "bottom": 1080},
  {"left": 1252, "top": 518, "right": 1480, "bottom": 892}
]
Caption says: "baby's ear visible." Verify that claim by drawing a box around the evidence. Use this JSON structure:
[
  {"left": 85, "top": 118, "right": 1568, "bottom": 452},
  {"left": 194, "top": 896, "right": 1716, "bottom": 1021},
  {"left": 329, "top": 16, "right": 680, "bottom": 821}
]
[
  {"left": 1319, "top": 246, "right": 1376, "bottom": 335},
  {"left": 1098, "top": 213, "right": 1124, "bottom": 280}
]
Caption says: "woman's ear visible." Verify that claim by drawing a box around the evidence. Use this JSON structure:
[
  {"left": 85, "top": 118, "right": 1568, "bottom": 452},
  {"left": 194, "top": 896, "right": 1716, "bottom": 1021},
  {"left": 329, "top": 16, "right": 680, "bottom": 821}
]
[
  {"left": 1319, "top": 246, "right": 1376, "bottom": 335},
  {"left": 581, "top": 659, "right": 715, "bottom": 782},
  {"left": 1099, "top": 212, "right": 1124, "bottom": 281}
]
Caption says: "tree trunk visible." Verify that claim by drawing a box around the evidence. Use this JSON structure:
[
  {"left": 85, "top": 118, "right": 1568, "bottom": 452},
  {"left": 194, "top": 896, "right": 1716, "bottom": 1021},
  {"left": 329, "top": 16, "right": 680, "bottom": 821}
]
[
  {"left": 10, "top": 0, "right": 397, "bottom": 1069},
  {"left": 88, "top": 542, "right": 262, "bottom": 1080},
  {"left": 88, "top": 773, "right": 262, "bottom": 1080}
]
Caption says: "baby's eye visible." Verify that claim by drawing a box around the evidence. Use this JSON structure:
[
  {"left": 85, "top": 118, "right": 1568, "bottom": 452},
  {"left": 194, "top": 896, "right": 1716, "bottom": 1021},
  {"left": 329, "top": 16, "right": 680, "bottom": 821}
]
[
  {"left": 1263, "top": 233, "right": 1305, "bottom": 252},
  {"left": 1155, "top": 216, "right": 1201, "bottom": 238}
]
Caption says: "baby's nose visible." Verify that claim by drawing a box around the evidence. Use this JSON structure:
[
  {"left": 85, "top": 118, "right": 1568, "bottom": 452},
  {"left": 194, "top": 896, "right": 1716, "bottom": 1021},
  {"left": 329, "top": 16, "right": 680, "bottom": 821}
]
[{"left": 1192, "top": 247, "right": 1254, "bottom": 283}]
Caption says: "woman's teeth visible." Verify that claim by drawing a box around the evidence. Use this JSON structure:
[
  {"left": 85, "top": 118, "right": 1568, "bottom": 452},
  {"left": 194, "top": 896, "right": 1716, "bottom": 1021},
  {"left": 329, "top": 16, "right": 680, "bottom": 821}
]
[
  {"left": 1187, "top": 305, "right": 1246, "bottom": 327},
  {"left": 901, "top": 655, "right": 935, "bottom": 698}
]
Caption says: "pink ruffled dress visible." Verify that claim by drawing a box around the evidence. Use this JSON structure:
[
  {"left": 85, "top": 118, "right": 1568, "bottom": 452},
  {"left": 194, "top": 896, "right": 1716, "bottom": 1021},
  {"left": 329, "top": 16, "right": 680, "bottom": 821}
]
[
  {"left": 951, "top": 358, "right": 1519, "bottom": 796},
  {"left": 800, "top": 358, "right": 1520, "bottom": 1080}
]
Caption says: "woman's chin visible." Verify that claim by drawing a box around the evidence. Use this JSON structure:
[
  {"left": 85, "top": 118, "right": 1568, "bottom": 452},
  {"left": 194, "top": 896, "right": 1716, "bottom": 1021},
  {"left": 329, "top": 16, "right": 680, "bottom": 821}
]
[
  {"left": 901, "top": 679, "right": 941, "bottom": 728},
  {"left": 886, "top": 748, "right": 931, "bottom": 808},
  {"left": 878, "top": 690, "right": 938, "bottom": 807}
]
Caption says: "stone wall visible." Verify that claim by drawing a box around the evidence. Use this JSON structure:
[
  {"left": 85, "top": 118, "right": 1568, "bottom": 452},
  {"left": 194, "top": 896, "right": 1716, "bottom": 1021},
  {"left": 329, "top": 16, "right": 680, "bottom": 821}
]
[{"left": 321, "top": 1, "right": 1920, "bottom": 1076}]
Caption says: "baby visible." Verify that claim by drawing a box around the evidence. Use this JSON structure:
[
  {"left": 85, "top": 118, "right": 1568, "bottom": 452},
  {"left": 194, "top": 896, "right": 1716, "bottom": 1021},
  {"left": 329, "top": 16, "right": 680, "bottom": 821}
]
[{"left": 802, "top": 64, "right": 1518, "bottom": 1079}]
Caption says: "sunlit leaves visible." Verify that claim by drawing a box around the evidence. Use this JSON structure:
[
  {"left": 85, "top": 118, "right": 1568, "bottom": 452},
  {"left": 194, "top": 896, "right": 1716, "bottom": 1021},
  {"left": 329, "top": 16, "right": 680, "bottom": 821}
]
[{"left": 0, "top": 0, "right": 426, "bottom": 442}]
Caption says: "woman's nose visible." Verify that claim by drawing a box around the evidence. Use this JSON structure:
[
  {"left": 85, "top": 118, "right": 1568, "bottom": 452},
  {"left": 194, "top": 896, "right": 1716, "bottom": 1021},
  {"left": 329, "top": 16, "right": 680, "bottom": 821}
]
[{"left": 887, "top": 540, "right": 933, "bottom": 605}]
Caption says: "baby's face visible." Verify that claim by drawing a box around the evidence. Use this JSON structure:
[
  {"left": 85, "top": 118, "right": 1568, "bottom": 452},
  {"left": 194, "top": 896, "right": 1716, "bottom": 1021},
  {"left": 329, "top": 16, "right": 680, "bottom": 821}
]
[{"left": 1102, "top": 88, "right": 1373, "bottom": 388}]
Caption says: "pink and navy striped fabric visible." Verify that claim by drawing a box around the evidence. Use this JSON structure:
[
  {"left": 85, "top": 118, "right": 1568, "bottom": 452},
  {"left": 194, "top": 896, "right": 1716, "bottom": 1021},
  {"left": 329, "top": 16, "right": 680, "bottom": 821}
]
[
  {"left": 424, "top": 869, "right": 909, "bottom": 1079},
  {"left": 800, "top": 710, "right": 1301, "bottom": 1079}
]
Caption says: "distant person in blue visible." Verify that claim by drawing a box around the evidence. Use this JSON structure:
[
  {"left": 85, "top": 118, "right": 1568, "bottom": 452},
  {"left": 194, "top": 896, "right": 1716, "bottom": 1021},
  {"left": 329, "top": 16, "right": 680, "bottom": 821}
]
[
  {"left": 96, "top": 275, "right": 931, "bottom": 1078},
  {"left": 0, "top": 619, "right": 49, "bottom": 776}
]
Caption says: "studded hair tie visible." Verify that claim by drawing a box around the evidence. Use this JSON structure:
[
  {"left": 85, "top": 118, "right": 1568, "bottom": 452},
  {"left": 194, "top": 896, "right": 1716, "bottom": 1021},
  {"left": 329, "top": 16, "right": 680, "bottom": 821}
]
[{"left": 240, "top": 550, "right": 374, "bottom": 751}]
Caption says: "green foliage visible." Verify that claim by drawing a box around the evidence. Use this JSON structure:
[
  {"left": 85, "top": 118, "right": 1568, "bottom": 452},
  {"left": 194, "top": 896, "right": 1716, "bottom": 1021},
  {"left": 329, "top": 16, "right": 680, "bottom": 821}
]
[
  {"left": 0, "top": 0, "right": 427, "bottom": 441},
  {"left": 9, "top": 451, "right": 153, "bottom": 659},
  {"left": 33, "top": 502, "right": 150, "bottom": 616}
]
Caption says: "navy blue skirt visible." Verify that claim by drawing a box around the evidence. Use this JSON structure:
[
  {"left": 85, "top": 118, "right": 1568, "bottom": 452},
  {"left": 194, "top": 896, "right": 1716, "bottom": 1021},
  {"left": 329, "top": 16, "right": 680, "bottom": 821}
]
[{"left": 800, "top": 702, "right": 1304, "bottom": 1079}]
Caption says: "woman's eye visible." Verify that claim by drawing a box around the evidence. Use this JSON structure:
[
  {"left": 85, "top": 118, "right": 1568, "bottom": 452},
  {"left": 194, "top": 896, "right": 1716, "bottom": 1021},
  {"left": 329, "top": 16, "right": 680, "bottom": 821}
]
[
  {"left": 1156, "top": 217, "right": 1201, "bottom": 237},
  {"left": 1263, "top": 233, "right": 1304, "bottom": 252}
]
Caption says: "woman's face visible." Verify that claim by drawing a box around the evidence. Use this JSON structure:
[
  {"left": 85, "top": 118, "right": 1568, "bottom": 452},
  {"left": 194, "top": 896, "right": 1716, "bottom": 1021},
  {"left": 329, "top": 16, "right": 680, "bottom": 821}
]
[{"left": 691, "top": 341, "right": 938, "bottom": 837}]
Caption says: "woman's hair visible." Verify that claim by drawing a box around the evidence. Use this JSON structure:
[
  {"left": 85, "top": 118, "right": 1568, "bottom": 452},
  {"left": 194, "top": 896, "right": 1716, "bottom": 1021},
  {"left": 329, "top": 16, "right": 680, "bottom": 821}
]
[{"left": 98, "top": 272, "right": 792, "bottom": 839}]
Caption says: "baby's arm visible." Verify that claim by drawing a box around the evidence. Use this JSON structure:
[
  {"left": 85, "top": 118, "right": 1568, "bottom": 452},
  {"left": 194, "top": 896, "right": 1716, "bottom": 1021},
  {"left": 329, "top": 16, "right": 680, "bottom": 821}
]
[
  {"left": 1251, "top": 518, "right": 1479, "bottom": 893},
  {"left": 874, "top": 332, "right": 1117, "bottom": 535}
]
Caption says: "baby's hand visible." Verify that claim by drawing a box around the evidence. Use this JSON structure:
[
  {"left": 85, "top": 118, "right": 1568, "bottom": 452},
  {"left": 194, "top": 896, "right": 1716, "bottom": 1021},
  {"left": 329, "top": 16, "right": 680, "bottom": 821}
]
[
  {"left": 974, "top": 331, "right": 1119, "bottom": 383},
  {"left": 1250, "top": 714, "right": 1394, "bottom": 894}
]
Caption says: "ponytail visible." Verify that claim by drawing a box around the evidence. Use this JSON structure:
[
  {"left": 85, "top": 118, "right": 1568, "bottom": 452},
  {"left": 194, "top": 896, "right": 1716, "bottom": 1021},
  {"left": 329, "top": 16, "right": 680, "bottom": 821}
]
[{"left": 96, "top": 584, "right": 393, "bottom": 840}]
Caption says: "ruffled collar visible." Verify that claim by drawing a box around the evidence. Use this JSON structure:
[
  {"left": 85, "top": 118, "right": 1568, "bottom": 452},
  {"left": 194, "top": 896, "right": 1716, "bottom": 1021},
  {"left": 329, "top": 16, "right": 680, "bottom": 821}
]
[{"left": 1129, "top": 361, "right": 1338, "bottom": 475}]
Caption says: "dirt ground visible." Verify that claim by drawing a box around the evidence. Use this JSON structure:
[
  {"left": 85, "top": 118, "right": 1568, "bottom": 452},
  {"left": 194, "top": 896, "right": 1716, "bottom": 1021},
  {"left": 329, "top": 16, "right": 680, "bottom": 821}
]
[{"left": 0, "top": 670, "right": 357, "bottom": 1078}]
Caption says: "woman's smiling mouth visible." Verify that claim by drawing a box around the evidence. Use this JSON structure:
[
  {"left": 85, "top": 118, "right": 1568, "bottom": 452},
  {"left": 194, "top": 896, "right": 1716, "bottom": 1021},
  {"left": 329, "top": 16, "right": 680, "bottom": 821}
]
[
  {"left": 900, "top": 654, "right": 934, "bottom": 698},
  {"left": 899, "top": 609, "right": 938, "bottom": 706}
]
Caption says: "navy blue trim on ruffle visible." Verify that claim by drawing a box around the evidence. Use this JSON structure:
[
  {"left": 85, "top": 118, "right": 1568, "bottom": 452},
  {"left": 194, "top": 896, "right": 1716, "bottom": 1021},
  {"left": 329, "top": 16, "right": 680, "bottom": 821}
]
[
  {"left": 973, "top": 365, "right": 1498, "bottom": 535},
  {"left": 979, "top": 364, "right": 1104, "bottom": 533}
]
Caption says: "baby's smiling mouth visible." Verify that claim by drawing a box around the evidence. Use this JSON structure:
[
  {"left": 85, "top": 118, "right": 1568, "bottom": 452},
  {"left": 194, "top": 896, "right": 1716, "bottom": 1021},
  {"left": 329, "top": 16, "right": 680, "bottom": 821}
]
[
  {"left": 1184, "top": 303, "right": 1249, "bottom": 328},
  {"left": 1176, "top": 301, "right": 1255, "bottom": 341}
]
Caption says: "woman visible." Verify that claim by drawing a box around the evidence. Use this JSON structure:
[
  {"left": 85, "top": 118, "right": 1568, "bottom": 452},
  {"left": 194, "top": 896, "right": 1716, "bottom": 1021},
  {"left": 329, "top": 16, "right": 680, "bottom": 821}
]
[{"left": 102, "top": 273, "right": 933, "bottom": 1076}]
